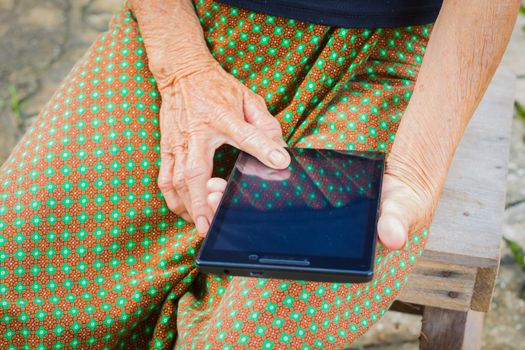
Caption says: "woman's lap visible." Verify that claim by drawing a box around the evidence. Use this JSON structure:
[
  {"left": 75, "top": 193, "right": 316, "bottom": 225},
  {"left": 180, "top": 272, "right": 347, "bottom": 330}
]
[{"left": 0, "top": 1, "right": 431, "bottom": 348}]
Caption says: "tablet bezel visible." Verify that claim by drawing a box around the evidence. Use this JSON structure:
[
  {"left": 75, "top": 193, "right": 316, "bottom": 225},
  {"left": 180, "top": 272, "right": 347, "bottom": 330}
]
[{"left": 196, "top": 147, "right": 384, "bottom": 282}]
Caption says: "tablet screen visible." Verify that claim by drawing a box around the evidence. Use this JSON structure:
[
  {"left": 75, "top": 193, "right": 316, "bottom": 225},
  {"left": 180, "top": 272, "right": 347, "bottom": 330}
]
[{"left": 200, "top": 148, "right": 384, "bottom": 270}]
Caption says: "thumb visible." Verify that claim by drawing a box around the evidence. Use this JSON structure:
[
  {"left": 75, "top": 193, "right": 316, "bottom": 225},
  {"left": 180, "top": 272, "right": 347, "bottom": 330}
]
[
  {"left": 377, "top": 200, "right": 409, "bottom": 250},
  {"left": 377, "top": 174, "right": 424, "bottom": 250},
  {"left": 243, "top": 91, "right": 284, "bottom": 141}
]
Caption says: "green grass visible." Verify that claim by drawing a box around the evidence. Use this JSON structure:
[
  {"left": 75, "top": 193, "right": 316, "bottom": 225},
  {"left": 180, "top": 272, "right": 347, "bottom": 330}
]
[
  {"left": 521, "top": 3, "right": 525, "bottom": 26},
  {"left": 504, "top": 238, "right": 525, "bottom": 300},
  {"left": 505, "top": 238, "right": 525, "bottom": 271},
  {"left": 7, "top": 84, "right": 23, "bottom": 123},
  {"left": 516, "top": 101, "right": 525, "bottom": 121},
  {"left": 502, "top": 1, "right": 525, "bottom": 302},
  {"left": 516, "top": 4, "right": 525, "bottom": 121}
]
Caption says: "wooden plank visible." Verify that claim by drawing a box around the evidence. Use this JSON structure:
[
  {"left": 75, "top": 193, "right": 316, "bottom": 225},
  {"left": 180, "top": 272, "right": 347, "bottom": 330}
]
[
  {"left": 390, "top": 301, "right": 423, "bottom": 315},
  {"left": 471, "top": 265, "right": 500, "bottom": 312},
  {"left": 424, "top": 67, "right": 514, "bottom": 268},
  {"left": 398, "top": 258, "right": 477, "bottom": 311},
  {"left": 462, "top": 311, "right": 484, "bottom": 350},
  {"left": 420, "top": 306, "right": 468, "bottom": 350}
]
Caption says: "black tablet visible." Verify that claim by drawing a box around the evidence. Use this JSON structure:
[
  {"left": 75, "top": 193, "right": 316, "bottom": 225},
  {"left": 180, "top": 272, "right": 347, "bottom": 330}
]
[{"left": 196, "top": 147, "right": 385, "bottom": 283}]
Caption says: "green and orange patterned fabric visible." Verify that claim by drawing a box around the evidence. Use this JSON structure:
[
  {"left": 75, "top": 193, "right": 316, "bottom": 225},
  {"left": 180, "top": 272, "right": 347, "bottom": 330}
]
[{"left": 0, "top": 0, "right": 432, "bottom": 348}]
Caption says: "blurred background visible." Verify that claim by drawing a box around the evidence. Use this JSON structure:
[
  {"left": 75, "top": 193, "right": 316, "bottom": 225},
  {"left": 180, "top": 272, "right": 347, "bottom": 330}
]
[{"left": 0, "top": 1, "right": 524, "bottom": 348}]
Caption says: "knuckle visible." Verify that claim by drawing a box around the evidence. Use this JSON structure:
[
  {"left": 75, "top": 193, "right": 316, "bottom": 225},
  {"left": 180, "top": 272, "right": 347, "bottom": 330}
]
[
  {"left": 172, "top": 143, "right": 186, "bottom": 153},
  {"left": 253, "top": 94, "right": 266, "bottom": 106},
  {"left": 265, "top": 117, "right": 282, "bottom": 132},
  {"left": 237, "top": 133, "right": 255, "bottom": 147},
  {"left": 270, "top": 116, "right": 281, "bottom": 127},
  {"left": 157, "top": 178, "right": 172, "bottom": 191},
  {"left": 212, "top": 109, "right": 235, "bottom": 124},
  {"left": 381, "top": 200, "right": 403, "bottom": 216},
  {"left": 238, "top": 131, "right": 270, "bottom": 152},
  {"left": 173, "top": 175, "right": 186, "bottom": 192},
  {"left": 161, "top": 141, "right": 185, "bottom": 155},
  {"left": 180, "top": 212, "right": 192, "bottom": 222},
  {"left": 188, "top": 114, "right": 212, "bottom": 129},
  {"left": 166, "top": 201, "right": 182, "bottom": 214},
  {"left": 187, "top": 127, "right": 208, "bottom": 140},
  {"left": 184, "top": 164, "right": 207, "bottom": 182},
  {"left": 191, "top": 199, "right": 206, "bottom": 211},
  {"left": 160, "top": 141, "right": 171, "bottom": 152},
  {"left": 237, "top": 126, "right": 263, "bottom": 147}
]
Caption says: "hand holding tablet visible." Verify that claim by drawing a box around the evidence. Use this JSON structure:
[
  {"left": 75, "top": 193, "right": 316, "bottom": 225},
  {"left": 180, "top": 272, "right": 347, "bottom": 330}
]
[{"left": 196, "top": 147, "right": 384, "bottom": 283}]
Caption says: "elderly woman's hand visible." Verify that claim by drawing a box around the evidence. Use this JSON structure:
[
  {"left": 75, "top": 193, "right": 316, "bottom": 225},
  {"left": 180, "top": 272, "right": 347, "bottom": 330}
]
[
  {"left": 131, "top": 0, "right": 290, "bottom": 236},
  {"left": 157, "top": 62, "right": 291, "bottom": 235},
  {"left": 377, "top": 163, "right": 435, "bottom": 250}
]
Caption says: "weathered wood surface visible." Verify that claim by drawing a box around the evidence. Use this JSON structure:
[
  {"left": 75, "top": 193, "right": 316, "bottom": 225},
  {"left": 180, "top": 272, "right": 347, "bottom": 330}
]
[
  {"left": 420, "top": 306, "right": 469, "bottom": 350},
  {"left": 462, "top": 311, "right": 484, "bottom": 350},
  {"left": 398, "top": 260, "right": 477, "bottom": 311},
  {"left": 397, "top": 67, "right": 515, "bottom": 312},
  {"left": 418, "top": 308, "right": 484, "bottom": 350}
]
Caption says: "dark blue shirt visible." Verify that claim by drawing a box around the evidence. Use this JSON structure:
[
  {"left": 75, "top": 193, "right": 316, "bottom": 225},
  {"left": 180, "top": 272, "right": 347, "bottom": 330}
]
[{"left": 215, "top": 0, "right": 443, "bottom": 28}]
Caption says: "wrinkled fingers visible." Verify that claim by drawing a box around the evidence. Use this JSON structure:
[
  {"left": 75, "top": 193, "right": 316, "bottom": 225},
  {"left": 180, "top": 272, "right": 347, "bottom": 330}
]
[
  {"left": 217, "top": 115, "right": 291, "bottom": 170},
  {"left": 185, "top": 135, "right": 216, "bottom": 236},
  {"left": 172, "top": 145, "right": 193, "bottom": 222},
  {"left": 158, "top": 150, "right": 186, "bottom": 215}
]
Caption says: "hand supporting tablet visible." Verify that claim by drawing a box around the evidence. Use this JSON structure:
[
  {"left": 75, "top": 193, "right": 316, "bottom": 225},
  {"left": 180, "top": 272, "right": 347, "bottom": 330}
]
[{"left": 196, "top": 147, "right": 384, "bottom": 283}]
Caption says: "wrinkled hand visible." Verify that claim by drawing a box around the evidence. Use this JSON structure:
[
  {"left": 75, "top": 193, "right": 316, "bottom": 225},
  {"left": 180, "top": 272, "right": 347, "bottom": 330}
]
[
  {"left": 157, "top": 62, "right": 291, "bottom": 236},
  {"left": 376, "top": 150, "right": 437, "bottom": 250},
  {"left": 376, "top": 176, "right": 434, "bottom": 250}
]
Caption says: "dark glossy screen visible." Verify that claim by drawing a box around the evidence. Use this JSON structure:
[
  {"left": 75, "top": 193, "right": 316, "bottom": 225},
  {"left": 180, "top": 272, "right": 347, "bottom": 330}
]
[{"left": 200, "top": 148, "right": 384, "bottom": 269}]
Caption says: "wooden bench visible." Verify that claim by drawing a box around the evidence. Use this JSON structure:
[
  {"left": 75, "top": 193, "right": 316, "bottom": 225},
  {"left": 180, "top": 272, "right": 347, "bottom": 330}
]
[{"left": 390, "top": 67, "right": 515, "bottom": 349}]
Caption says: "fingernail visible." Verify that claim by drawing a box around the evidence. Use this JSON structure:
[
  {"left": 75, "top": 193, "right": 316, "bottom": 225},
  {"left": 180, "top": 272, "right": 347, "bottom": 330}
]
[
  {"left": 195, "top": 216, "right": 209, "bottom": 235},
  {"left": 270, "top": 150, "right": 286, "bottom": 166}
]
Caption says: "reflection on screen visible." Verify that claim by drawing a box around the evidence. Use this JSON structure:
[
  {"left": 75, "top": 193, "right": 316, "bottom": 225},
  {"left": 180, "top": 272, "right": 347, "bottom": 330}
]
[{"left": 211, "top": 148, "right": 383, "bottom": 259}]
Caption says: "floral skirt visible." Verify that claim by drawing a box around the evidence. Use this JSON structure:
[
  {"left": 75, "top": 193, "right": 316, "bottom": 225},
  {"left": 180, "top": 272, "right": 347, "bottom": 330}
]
[{"left": 0, "top": 0, "right": 433, "bottom": 348}]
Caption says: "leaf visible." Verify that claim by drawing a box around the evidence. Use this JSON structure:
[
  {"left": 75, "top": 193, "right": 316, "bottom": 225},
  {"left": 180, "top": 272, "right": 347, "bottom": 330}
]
[
  {"left": 515, "top": 100, "right": 525, "bottom": 121},
  {"left": 521, "top": 4, "right": 525, "bottom": 32},
  {"left": 7, "top": 84, "right": 23, "bottom": 122},
  {"left": 504, "top": 237, "right": 525, "bottom": 272}
]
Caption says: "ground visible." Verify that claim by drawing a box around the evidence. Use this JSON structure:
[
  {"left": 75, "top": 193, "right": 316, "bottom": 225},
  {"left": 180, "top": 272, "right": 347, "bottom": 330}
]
[{"left": 0, "top": 1, "right": 524, "bottom": 348}]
